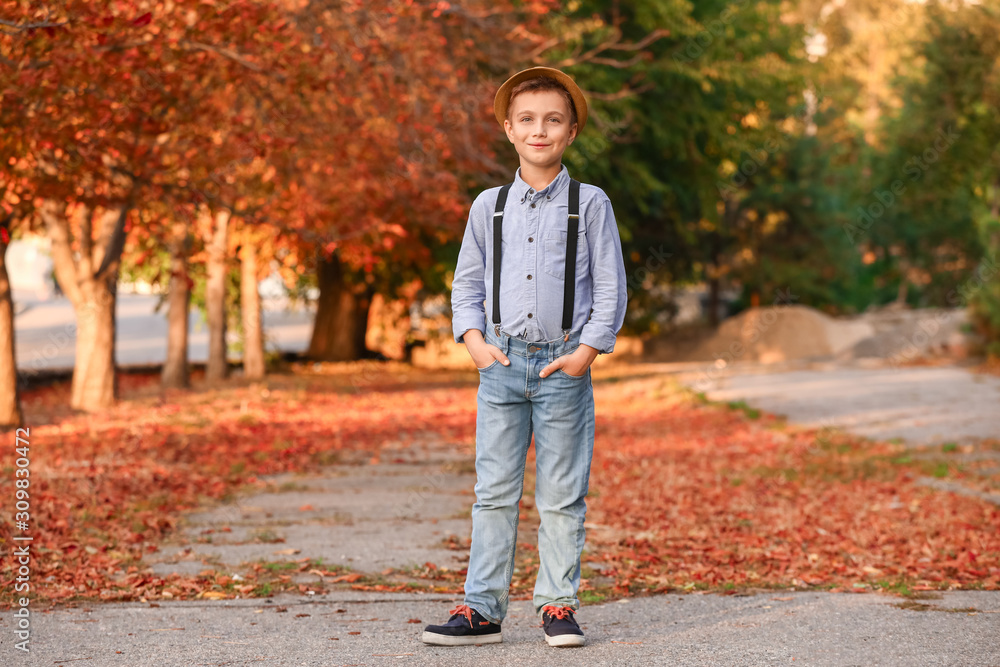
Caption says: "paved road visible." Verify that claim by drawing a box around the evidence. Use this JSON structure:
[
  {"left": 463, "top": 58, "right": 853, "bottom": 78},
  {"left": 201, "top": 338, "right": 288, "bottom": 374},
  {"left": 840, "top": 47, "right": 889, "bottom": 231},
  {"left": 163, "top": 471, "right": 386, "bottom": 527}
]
[
  {"left": 13, "top": 290, "right": 314, "bottom": 374},
  {"left": 677, "top": 363, "right": 1000, "bottom": 446},
  {"left": 5, "top": 590, "right": 998, "bottom": 666}
]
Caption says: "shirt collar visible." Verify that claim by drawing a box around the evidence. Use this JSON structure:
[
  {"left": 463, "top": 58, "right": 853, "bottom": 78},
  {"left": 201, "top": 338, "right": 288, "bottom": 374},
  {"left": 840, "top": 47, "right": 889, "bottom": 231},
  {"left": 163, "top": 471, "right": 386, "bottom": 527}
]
[{"left": 512, "top": 163, "right": 571, "bottom": 204}]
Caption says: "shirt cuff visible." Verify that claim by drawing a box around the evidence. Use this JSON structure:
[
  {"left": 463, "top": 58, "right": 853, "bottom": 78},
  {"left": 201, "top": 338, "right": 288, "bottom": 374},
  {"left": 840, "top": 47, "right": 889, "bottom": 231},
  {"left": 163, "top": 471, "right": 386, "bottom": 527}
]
[
  {"left": 453, "top": 317, "right": 486, "bottom": 344},
  {"left": 579, "top": 323, "right": 618, "bottom": 355}
]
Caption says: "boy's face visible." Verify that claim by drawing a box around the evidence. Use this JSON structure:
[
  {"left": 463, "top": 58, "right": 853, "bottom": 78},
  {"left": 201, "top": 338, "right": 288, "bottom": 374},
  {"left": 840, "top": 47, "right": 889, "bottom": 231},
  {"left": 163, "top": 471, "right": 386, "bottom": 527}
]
[{"left": 503, "top": 89, "right": 577, "bottom": 171}]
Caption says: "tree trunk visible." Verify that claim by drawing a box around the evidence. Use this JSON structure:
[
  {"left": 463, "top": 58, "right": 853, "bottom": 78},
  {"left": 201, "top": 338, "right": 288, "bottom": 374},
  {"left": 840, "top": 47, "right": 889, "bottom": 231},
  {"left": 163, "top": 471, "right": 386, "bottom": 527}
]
[
  {"left": 707, "top": 227, "right": 723, "bottom": 327},
  {"left": 353, "top": 284, "right": 375, "bottom": 358},
  {"left": 205, "top": 208, "right": 231, "bottom": 382},
  {"left": 307, "top": 251, "right": 371, "bottom": 361},
  {"left": 71, "top": 277, "right": 117, "bottom": 411},
  {"left": 993, "top": 175, "right": 1000, "bottom": 220},
  {"left": 42, "top": 201, "right": 123, "bottom": 412},
  {"left": 991, "top": 175, "right": 1000, "bottom": 250},
  {"left": 707, "top": 276, "right": 720, "bottom": 327},
  {"left": 895, "top": 279, "right": 909, "bottom": 306},
  {"left": 240, "top": 227, "right": 265, "bottom": 379},
  {"left": 162, "top": 218, "right": 191, "bottom": 389},
  {"left": 0, "top": 221, "right": 24, "bottom": 429}
]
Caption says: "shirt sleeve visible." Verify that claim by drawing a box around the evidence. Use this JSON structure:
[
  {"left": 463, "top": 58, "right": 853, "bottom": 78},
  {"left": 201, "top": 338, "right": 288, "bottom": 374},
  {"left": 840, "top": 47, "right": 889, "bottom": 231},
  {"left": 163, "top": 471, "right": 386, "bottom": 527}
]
[
  {"left": 580, "top": 196, "right": 628, "bottom": 354},
  {"left": 450, "top": 194, "right": 488, "bottom": 344}
]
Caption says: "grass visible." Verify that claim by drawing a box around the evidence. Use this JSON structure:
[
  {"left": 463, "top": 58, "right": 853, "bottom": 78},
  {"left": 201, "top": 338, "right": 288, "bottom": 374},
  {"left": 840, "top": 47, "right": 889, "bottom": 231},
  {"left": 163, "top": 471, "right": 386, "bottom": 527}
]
[
  {"left": 261, "top": 561, "right": 300, "bottom": 572},
  {"left": 273, "top": 481, "right": 313, "bottom": 492},
  {"left": 726, "top": 400, "right": 761, "bottom": 419},
  {"left": 894, "top": 601, "right": 982, "bottom": 613},
  {"left": 251, "top": 529, "right": 284, "bottom": 543}
]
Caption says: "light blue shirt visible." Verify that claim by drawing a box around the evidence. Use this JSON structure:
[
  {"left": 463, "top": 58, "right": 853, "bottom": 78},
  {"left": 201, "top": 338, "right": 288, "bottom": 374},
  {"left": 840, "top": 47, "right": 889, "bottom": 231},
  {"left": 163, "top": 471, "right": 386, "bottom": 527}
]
[{"left": 451, "top": 163, "right": 628, "bottom": 354}]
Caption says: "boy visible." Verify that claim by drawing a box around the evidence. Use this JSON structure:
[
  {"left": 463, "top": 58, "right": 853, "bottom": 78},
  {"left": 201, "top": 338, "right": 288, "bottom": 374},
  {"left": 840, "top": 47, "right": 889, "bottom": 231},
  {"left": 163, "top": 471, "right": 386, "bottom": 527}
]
[{"left": 422, "top": 66, "right": 627, "bottom": 648}]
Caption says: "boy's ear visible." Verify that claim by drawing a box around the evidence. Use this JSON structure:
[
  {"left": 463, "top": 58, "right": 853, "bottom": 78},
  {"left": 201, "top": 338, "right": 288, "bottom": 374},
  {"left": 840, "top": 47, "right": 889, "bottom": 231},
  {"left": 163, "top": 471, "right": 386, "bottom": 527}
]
[{"left": 503, "top": 119, "right": 515, "bottom": 143}]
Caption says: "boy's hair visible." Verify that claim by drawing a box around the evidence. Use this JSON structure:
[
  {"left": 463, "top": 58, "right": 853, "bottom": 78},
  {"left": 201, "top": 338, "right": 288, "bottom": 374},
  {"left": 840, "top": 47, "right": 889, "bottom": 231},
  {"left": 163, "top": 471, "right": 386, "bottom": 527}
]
[{"left": 505, "top": 76, "right": 579, "bottom": 128}]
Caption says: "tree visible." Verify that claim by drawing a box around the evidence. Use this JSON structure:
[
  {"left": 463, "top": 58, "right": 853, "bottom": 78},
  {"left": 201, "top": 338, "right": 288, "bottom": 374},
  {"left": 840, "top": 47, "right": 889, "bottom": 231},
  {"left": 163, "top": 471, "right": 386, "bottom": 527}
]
[
  {"left": 1, "top": 0, "right": 313, "bottom": 405},
  {"left": 883, "top": 1, "right": 1000, "bottom": 350},
  {"left": 287, "top": 0, "right": 561, "bottom": 361},
  {"left": 0, "top": 213, "right": 23, "bottom": 428},
  {"left": 529, "top": 0, "right": 808, "bottom": 328}
]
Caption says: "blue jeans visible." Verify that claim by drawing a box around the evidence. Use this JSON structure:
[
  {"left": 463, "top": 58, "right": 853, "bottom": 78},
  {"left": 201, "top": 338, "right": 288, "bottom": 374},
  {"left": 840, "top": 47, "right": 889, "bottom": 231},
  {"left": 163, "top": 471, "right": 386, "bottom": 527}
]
[{"left": 462, "top": 325, "right": 596, "bottom": 624}]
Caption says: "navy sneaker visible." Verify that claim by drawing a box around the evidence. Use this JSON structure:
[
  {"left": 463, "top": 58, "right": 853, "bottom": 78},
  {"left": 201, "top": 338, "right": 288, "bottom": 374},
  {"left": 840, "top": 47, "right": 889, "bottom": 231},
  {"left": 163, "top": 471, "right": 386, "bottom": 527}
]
[
  {"left": 422, "top": 603, "right": 502, "bottom": 646},
  {"left": 541, "top": 604, "right": 585, "bottom": 647}
]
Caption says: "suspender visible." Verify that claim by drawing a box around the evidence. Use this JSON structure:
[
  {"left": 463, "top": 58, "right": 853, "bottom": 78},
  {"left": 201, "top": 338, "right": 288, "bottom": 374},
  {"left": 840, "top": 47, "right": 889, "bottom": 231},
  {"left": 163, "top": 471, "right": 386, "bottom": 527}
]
[
  {"left": 564, "top": 179, "right": 580, "bottom": 333},
  {"left": 492, "top": 183, "right": 512, "bottom": 329},
  {"left": 492, "top": 178, "right": 581, "bottom": 341}
]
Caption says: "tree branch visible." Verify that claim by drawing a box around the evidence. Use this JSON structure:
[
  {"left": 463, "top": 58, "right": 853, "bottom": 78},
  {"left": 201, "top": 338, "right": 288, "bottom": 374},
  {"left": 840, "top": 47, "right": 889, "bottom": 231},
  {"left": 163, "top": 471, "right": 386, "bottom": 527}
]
[
  {"left": 93, "top": 204, "right": 129, "bottom": 283},
  {"left": 0, "top": 18, "right": 68, "bottom": 33},
  {"left": 178, "top": 40, "right": 278, "bottom": 77},
  {"left": 40, "top": 200, "right": 83, "bottom": 306}
]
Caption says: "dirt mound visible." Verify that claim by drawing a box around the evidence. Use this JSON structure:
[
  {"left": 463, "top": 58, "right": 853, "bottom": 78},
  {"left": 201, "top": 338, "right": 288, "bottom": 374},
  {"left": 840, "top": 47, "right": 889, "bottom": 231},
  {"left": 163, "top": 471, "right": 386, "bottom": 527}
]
[
  {"left": 680, "top": 303, "right": 973, "bottom": 365},
  {"left": 687, "top": 305, "right": 873, "bottom": 364}
]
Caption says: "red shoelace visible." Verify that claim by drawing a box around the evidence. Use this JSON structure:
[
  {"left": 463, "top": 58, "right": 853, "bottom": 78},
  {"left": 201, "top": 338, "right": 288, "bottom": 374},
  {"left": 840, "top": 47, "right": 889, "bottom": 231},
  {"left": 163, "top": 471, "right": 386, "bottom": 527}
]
[
  {"left": 449, "top": 603, "right": 493, "bottom": 627},
  {"left": 541, "top": 604, "right": 575, "bottom": 620}
]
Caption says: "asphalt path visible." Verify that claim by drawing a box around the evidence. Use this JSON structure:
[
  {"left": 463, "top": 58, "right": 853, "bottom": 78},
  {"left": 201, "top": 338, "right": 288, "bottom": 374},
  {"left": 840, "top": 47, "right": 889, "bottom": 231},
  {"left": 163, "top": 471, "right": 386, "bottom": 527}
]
[
  {"left": 4, "top": 590, "right": 998, "bottom": 666},
  {"left": 13, "top": 289, "right": 314, "bottom": 375}
]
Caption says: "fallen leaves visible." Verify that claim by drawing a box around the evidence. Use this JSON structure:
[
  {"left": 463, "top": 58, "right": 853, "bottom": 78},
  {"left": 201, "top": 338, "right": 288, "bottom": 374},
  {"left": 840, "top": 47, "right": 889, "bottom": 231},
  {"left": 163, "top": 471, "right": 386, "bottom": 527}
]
[
  {"left": 581, "top": 378, "right": 1000, "bottom": 594},
  {"left": 196, "top": 591, "right": 229, "bottom": 600},
  {"left": 1, "top": 368, "right": 996, "bottom": 609}
]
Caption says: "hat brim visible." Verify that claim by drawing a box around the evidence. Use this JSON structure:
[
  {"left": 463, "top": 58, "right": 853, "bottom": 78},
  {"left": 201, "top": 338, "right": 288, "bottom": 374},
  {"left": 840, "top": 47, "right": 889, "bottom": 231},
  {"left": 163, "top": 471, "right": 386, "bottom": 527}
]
[{"left": 494, "top": 66, "right": 588, "bottom": 132}]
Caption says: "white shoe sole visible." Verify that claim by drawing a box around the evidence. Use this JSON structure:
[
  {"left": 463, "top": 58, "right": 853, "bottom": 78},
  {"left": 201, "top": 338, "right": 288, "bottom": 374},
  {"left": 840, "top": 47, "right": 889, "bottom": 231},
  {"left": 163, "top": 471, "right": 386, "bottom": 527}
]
[
  {"left": 545, "top": 633, "right": 586, "bottom": 647},
  {"left": 421, "top": 630, "right": 503, "bottom": 646}
]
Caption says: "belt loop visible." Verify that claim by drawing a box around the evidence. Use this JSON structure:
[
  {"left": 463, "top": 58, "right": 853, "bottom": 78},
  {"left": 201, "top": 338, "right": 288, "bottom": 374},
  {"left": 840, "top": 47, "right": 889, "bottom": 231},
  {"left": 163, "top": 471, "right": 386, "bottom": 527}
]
[{"left": 503, "top": 332, "right": 509, "bottom": 356}]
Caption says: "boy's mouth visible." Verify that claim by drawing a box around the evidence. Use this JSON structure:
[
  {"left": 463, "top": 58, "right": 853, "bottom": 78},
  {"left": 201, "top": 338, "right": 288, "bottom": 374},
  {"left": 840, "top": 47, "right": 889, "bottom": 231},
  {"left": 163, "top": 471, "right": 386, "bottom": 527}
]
[{"left": 528, "top": 143, "right": 549, "bottom": 148}]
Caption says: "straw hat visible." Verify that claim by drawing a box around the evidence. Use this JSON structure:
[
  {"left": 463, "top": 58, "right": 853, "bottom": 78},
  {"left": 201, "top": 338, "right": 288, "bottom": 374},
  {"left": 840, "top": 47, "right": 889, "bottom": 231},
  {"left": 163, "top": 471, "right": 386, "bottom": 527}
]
[{"left": 493, "top": 66, "right": 588, "bottom": 132}]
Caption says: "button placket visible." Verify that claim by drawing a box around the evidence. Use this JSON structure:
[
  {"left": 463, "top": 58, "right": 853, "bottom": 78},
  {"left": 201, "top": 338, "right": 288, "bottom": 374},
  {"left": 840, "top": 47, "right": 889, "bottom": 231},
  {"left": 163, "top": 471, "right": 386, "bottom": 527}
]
[
  {"left": 527, "top": 203, "right": 536, "bottom": 324},
  {"left": 527, "top": 197, "right": 537, "bottom": 328}
]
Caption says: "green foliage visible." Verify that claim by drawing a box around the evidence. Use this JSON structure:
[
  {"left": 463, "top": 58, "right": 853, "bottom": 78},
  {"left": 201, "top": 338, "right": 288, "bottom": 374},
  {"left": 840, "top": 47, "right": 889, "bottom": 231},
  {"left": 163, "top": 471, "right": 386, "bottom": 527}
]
[
  {"left": 968, "top": 229, "right": 1000, "bottom": 358},
  {"left": 520, "top": 0, "right": 1000, "bottom": 341},
  {"left": 541, "top": 0, "right": 811, "bottom": 331},
  {"left": 884, "top": 1, "right": 1000, "bottom": 348}
]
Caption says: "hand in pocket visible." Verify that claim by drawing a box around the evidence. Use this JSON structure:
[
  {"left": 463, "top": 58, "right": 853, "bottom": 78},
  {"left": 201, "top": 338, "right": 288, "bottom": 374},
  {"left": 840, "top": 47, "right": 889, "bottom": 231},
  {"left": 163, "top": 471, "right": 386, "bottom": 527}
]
[{"left": 469, "top": 342, "right": 509, "bottom": 370}]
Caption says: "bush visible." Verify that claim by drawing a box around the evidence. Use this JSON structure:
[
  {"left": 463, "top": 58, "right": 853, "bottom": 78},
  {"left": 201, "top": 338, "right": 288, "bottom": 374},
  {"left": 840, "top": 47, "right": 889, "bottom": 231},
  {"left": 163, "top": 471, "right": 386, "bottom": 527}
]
[{"left": 968, "top": 227, "right": 1000, "bottom": 359}]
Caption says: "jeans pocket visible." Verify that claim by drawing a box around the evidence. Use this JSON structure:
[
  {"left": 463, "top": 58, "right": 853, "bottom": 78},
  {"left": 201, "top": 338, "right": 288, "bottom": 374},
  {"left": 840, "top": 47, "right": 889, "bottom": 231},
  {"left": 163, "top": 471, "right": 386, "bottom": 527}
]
[
  {"left": 477, "top": 358, "right": 500, "bottom": 372},
  {"left": 555, "top": 368, "right": 587, "bottom": 380}
]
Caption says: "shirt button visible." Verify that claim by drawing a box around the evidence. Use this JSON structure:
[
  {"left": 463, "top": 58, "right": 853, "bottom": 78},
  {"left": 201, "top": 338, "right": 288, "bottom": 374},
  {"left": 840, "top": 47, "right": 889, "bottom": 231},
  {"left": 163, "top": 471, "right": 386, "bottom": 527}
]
[
  {"left": 530, "top": 203, "right": 536, "bottom": 208},
  {"left": 527, "top": 313, "right": 533, "bottom": 318},
  {"left": 546, "top": 195, "right": 551, "bottom": 199},
  {"left": 528, "top": 236, "right": 534, "bottom": 242},
  {"left": 527, "top": 274, "right": 532, "bottom": 280}
]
